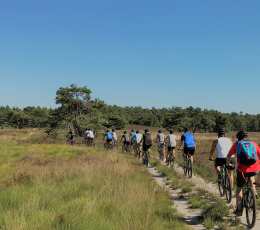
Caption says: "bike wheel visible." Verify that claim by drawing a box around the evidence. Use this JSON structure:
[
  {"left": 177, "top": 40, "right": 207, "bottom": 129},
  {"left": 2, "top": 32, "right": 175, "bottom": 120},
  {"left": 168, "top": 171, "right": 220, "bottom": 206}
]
[
  {"left": 170, "top": 155, "right": 174, "bottom": 168},
  {"left": 246, "top": 187, "right": 257, "bottom": 228},
  {"left": 184, "top": 160, "right": 187, "bottom": 175},
  {"left": 187, "top": 159, "right": 192, "bottom": 178},
  {"left": 218, "top": 180, "right": 224, "bottom": 197},
  {"left": 66, "top": 140, "right": 70, "bottom": 145},
  {"left": 224, "top": 173, "right": 232, "bottom": 203},
  {"left": 145, "top": 153, "right": 149, "bottom": 167}
]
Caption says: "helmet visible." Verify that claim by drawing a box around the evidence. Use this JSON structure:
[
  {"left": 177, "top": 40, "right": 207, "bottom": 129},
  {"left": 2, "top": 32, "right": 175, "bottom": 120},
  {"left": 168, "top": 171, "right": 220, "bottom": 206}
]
[
  {"left": 131, "top": 130, "right": 134, "bottom": 132},
  {"left": 136, "top": 130, "right": 139, "bottom": 133},
  {"left": 124, "top": 131, "right": 127, "bottom": 134},
  {"left": 169, "top": 130, "right": 174, "bottom": 134},
  {"left": 72, "top": 130, "right": 74, "bottom": 133},
  {"left": 107, "top": 130, "right": 109, "bottom": 132},
  {"left": 112, "top": 129, "right": 115, "bottom": 132},
  {"left": 158, "top": 130, "right": 162, "bottom": 133},
  {"left": 217, "top": 127, "right": 226, "bottom": 135},
  {"left": 184, "top": 127, "right": 189, "bottom": 132},
  {"left": 236, "top": 130, "right": 248, "bottom": 140},
  {"left": 145, "top": 129, "right": 149, "bottom": 133}
]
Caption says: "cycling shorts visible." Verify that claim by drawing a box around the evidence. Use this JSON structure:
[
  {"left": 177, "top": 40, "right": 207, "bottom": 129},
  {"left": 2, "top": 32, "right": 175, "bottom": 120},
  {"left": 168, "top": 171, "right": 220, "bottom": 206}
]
[
  {"left": 168, "top": 146, "right": 175, "bottom": 152},
  {"left": 237, "top": 170, "right": 257, "bottom": 187},
  {"left": 124, "top": 141, "right": 130, "bottom": 146},
  {"left": 215, "top": 157, "right": 235, "bottom": 167},
  {"left": 143, "top": 144, "right": 152, "bottom": 152},
  {"left": 106, "top": 138, "right": 112, "bottom": 143},
  {"left": 158, "top": 142, "right": 165, "bottom": 148},
  {"left": 184, "top": 147, "right": 195, "bottom": 156}
]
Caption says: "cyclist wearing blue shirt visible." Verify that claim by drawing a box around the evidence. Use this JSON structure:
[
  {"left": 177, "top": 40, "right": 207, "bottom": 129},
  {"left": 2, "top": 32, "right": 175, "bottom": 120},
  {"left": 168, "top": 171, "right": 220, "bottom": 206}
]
[
  {"left": 104, "top": 130, "right": 113, "bottom": 144},
  {"left": 130, "top": 130, "right": 136, "bottom": 150},
  {"left": 178, "top": 128, "right": 196, "bottom": 167}
]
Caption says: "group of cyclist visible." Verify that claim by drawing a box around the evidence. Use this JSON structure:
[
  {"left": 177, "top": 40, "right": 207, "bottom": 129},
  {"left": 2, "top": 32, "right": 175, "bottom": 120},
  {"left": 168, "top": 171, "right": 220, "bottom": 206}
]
[{"left": 68, "top": 126, "right": 260, "bottom": 217}]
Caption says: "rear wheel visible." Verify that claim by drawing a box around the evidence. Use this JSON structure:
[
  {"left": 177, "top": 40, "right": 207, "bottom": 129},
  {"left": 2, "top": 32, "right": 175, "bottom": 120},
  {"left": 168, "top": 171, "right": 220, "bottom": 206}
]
[
  {"left": 246, "top": 187, "right": 257, "bottom": 229},
  {"left": 66, "top": 139, "right": 70, "bottom": 145},
  {"left": 218, "top": 180, "right": 224, "bottom": 197},
  {"left": 145, "top": 152, "right": 149, "bottom": 167},
  {"left": 187, "top": 158, "right": 192, "bottom": 178},
  {"left": 170, "top": 154, "right": 174, "bottom": 168},
  {"left": 224, "top": 173, "right": 232, "bottom": 203}
]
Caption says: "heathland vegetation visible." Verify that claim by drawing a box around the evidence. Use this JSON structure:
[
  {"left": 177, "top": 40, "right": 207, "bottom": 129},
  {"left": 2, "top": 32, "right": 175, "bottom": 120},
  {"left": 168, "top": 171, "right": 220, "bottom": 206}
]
[{"left": 1, "top": 84, "right": 260, "bottom": 135}]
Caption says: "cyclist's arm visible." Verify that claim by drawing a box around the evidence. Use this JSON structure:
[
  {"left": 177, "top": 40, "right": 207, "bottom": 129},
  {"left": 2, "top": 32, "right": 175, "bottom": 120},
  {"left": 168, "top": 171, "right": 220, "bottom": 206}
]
[
  {"left": 226, "top": 143, "right": 237, "bottom": 166},
  {"left": 178, "top": 141, "right": 183, "bottom": 150},
  {"left": 209, "top": 140, "right": 218, "bottom": 160}
]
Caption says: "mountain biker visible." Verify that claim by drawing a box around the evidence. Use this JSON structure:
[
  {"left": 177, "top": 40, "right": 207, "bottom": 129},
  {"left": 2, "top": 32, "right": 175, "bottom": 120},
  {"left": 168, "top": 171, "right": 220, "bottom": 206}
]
[
  {"left": 140, "top": 129, "right": 153, "bottom": 163},
  {"left": 156, "top": 130, "right": 166, "bottom": 159},
  {"left": 166, "top": 130, "right": 177, "bottom": 161},
  {"left": 132, "top": 130, "right": 142, "bottom": 152},
  {"left": 112, "top": 129, "right": 117, "bottom": 144},
  {"left": 120, "top": 131, "right": 130, "bottom": 148},
  {"left": 104, "top": 130, "right": 112, "bottom": 144},
  {"left": 227, "top": 130, "right": 260, "bottom": 216},
  {"left": 209, "top": 127, "right": 234, "bottom": 185},
  {"left": 88, "top": 128, "right": 94, "bottom": 143},
  {"left": 178, "top": 128, "right": 195, "bottom": 167},
  {"left": 130, "top": 130, "right": 136, "bottom": 150},
  {"left": 68, "top": 129, "right": 75, "bottom": 143}
]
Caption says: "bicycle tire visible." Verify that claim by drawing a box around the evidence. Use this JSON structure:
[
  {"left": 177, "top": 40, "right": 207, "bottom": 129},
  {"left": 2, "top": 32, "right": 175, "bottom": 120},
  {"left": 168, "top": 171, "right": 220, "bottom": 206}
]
[
  {"left": 66, "top": 140, "right": 70, "bottom": 145},
  {"left": 170, "top": 154, "right": 174, "bottom": 168},
  {"left": 245, "top": 187, "right": 257, "bottom": 229},
  {"left": 218, "top": 180, "right": 224, "bottom": 197},
  {"left": 224, "top": 173, "right": 232, "bottom": 203},
  {"left": 183, "top": 160, "right": 187, "bottom": 175},
  {"left": 187, "top": 158, "right": 192, "bottom": 178},
  {"left": 145, "top": 152, "right": 149, "bottom": 167}
]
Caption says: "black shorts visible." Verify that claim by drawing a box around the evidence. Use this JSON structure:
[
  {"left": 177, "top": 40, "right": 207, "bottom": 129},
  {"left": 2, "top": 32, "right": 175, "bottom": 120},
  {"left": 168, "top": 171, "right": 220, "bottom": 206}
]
[
  {"left": 237, "top": 170, "right": 257, "bottom": 187},
  {"left": 124, "top": 141, "right": 130, "bottom": 146},
  {"left": 215, "top": 157, "right": 236, "bottom": 167},
  {"left": 168, "top": 146, "right": 175, "bottom": 152},
  {"left": 183, "top": 147, "right": 195, "bottom": 156},
  {"left": 106, "top": 138, "right": 112, "bottom": 143},
  {"left": 143, "top": 144, "right": 152, "bottom": 152}
]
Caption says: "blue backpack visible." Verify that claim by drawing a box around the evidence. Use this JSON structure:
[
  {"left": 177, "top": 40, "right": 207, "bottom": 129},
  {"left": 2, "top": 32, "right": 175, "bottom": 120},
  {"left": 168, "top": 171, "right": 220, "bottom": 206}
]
[{"left": 237, "top": 141, "right": 258, "bottom": 165}]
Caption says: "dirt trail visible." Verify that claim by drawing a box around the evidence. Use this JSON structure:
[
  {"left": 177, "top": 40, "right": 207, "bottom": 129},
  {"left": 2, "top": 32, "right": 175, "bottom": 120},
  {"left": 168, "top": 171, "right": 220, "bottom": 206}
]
[{"left": 146, "top": 157, "right": 260, "bottom": 229}]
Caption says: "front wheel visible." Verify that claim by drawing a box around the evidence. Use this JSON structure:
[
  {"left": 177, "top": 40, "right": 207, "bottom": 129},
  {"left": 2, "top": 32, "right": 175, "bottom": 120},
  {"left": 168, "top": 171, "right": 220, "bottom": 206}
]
[
  {"left": 224, "top": 173, "right": 232, "bottom": 203},
  {"left": 245, "top": 187, "right": 257, "bottom": 229}
]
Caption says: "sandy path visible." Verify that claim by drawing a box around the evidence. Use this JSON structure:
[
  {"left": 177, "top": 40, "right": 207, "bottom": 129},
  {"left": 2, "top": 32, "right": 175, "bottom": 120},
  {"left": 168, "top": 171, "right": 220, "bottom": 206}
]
[{"left": 146, "top": 156, "right": 260, "bottom": 229}]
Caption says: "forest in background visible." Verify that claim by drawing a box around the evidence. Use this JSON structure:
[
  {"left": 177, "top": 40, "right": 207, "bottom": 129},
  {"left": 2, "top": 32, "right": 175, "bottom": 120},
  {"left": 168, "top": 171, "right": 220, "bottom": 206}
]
[{"left": 1, "top": 84, "right": 259, "bottom": 135}]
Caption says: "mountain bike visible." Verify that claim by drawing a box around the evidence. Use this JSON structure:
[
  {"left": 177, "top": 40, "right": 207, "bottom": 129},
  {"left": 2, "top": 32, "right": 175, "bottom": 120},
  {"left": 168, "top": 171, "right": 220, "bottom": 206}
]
[
  {"left": 104, "top": 141, "right": 113, "bottom": 150},
  {"left": 66, "top": 139, "right": 76, "bottom": 146},
  {"left": 166, "top": 147, "right": 174, "bottom": 168},
  {"left": 122, "top": 142, "right": 131, "bottom": 154},
  {"left": 158, "top": 143, "right": 164, "bottom": 161},
  {"left": 85, "top": 138, "right": 95, "bottom": 147},
  {"left": 112, "top": 141, "right": 118, "bottom": 149},
  {"left": 239, "top": 173, "right": 258, "bottom": 229},
  {"left": 217, "top": 163, "right": 233, "bottom": 203},
  {"left": 183, "top": 152, "right": 192, "bottom": 178},
  {"left": 143, "top": 150, "right": 149, "bottom": 167},
  {"left": 133, "top": 143, "right": 141, "bottom": 159}
]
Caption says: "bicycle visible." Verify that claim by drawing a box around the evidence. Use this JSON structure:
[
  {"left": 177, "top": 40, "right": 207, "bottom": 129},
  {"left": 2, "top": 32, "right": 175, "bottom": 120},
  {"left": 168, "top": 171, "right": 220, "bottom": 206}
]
[
  {"left": 133, "top": 143, "right": 141, "bottom": 159},
  {"left": 85, "top": 138, "right": 95, "bottom": 147},
  {"left": 183, "top": 151, "right": 192, "bottom": 178},
  {"left": 143, "top": 150, "right": 149, "bottom": 167},
  {"left": 158, "top": 143, "right": 164, "bottom": 161},
  {"left": 104, "top": 141, "right": 113, "bottom": 150},
  {"left": 166, "top": 147, "right": 174, "bottom": 168},
  {"left": 211, "top": 161, "right": 233, "bottom": 203},
  {"left": 237, "top": 172, "right": 258, "bottom": 228},
  {"left": 122, "top": 142, "right": 131, "bottom": 154},
  {"left": 112, "top": 141, "right": 118, "bottom": 149},
  {"left": 66, "top": 139, "right": 76, "bottom": 146}
]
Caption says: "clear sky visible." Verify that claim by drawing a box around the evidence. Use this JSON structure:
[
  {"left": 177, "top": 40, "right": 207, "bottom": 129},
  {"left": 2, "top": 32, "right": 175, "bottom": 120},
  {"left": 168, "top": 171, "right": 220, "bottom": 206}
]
[{"left": 0, "top": 0, "right": 260, "bottom": 114}]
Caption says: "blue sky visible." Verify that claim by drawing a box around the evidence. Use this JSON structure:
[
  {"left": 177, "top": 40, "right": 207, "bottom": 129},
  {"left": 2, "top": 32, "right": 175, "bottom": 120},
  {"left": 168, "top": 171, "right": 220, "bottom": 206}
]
[{"left": 0, "top": 0, "right": 260, "bottom": 114}]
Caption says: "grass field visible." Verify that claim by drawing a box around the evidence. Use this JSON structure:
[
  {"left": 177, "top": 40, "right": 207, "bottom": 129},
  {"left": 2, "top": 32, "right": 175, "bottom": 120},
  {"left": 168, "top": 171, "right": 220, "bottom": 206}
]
[{"left": 0, "top": 128, "right": 189, "bottom": 230}]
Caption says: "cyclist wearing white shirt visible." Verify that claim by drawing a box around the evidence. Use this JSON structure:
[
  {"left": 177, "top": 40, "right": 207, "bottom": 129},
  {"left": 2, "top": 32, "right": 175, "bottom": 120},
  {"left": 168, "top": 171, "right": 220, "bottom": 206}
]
[
  {"left": 166, "top": 130, "right": 177, "bottom": 159},
  {"left": 112, "top": 129, "right": 117, "bottom": 143},
  {"left": 209, "top": 127, "right": 235, "bottom": 186},
  {"left": 133, "top": 130, "right": 142, "bottom": 145}
]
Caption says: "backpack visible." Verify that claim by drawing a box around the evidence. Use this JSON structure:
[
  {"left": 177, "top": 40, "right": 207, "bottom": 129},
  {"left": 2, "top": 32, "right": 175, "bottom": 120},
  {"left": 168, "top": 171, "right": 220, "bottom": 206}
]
[{"left": 237, "top": 141, "right": 258, "bottom": 165}]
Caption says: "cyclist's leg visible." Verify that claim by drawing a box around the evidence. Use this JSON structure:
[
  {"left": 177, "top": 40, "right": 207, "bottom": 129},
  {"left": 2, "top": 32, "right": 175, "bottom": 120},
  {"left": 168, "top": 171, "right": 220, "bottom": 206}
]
[
  {"left": 172, "top": 147, "right": 176, "bottom": 158},
  {"left": 162, "top": 143, "right": 165, "bottom": 158},
  {"left": 183, "top": 147, "right": 188, "bottom": 164},
  {"left": 188, "top": 147, "right": 195, "bottom": 164},
  {"left": 228, "top": 157, "right": 236, "bottom": 188},
  {"left": 236, "top": 170, "right": 247, "bottom": 211}
]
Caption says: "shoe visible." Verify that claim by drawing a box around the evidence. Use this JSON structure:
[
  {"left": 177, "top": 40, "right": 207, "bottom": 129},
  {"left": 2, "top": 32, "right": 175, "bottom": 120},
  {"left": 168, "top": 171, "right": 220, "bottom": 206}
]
[
  {"left": 254, "top": 190, "right": 258, "bottom": 199},
  {"left": 217, "top": 175, "right": 222, "bottom": 182},
  {"left": 233, "top": 209, "right": 243, "bottom": 217}
]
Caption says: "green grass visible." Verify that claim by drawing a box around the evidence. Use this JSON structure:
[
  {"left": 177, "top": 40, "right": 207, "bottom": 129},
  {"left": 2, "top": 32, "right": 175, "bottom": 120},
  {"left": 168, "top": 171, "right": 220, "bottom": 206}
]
[{"left": 0, "top": 140, "right": 189, "bottom": 230}]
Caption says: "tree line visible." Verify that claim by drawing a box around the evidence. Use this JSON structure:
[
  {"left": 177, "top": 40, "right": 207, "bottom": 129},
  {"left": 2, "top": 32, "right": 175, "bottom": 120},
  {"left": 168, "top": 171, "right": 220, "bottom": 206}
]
[{"left": 1, "top": 84, "right": 259, "bottom": 135}]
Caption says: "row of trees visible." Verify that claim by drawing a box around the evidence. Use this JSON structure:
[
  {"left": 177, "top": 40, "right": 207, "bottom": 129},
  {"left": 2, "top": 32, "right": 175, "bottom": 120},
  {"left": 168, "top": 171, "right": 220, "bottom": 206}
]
[{"left": 1, "top": 84, "right": 259, "bottom": 134}]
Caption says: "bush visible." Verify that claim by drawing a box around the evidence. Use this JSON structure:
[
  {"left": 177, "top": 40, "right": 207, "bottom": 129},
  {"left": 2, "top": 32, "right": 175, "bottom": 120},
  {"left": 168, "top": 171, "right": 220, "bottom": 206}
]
[{"left": 45, "top": 128, "right": 59, "bottom": 139}]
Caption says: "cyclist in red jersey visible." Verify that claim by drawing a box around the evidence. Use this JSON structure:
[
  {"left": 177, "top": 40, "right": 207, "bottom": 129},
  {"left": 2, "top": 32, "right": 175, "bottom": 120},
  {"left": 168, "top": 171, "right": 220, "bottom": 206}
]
[{"left": 226, "top": 130, "right": 260, "bottom": 216}]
